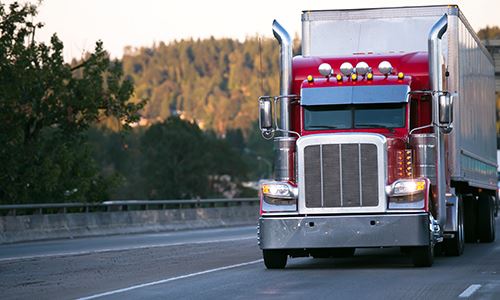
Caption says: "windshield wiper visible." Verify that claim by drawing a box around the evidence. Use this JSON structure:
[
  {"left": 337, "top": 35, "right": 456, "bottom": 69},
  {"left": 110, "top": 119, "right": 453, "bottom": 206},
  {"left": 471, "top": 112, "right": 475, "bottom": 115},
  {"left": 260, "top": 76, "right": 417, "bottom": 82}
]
[{"left": 356, "top": 124, "right": 395, "bottom": 133}]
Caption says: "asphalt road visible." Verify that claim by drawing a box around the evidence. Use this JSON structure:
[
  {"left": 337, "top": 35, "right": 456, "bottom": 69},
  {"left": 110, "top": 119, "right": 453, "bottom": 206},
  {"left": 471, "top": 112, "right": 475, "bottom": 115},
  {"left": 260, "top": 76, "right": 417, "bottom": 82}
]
[{"left": 1, "top": 223, "right": 500, "bottom": 300}]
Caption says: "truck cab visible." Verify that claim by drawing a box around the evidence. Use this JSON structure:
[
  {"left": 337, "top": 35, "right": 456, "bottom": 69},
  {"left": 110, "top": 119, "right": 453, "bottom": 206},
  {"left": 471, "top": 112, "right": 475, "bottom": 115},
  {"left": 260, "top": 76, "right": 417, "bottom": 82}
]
[{"left": 258, "top": 6, "right": 496, "bottom": 269}]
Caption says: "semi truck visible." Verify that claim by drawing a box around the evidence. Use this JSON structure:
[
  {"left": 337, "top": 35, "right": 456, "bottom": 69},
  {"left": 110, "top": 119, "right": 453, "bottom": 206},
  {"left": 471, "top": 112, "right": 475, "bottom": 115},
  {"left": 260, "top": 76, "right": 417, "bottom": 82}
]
[{"left": 257, "top": 5, "right": 497, "bottom": 268}]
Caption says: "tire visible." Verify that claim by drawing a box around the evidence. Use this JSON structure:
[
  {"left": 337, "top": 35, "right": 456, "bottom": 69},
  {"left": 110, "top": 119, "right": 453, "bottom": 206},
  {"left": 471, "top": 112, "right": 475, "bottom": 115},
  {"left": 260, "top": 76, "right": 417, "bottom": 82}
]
[
  {"left": 444, "top": 196, "right": 465, "bottom": 256},
  {"left": 463, "top": 195, "right": 477, "bottom": 243},
  {"left": 411, "top": 245, "right": 434, "bottom": 267},
  {"left": 263, "top": 249, "right": 287, "bottom": 269},
  {"left": 477, "top": 193, "right": 496, "bottom": 243}
]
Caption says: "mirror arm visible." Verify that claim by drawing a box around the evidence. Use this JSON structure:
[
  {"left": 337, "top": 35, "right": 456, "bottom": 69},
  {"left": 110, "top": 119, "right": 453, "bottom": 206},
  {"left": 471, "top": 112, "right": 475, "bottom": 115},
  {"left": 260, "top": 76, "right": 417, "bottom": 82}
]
[{"left": 273, "top": 96, "right": 301, "bottom": 138}]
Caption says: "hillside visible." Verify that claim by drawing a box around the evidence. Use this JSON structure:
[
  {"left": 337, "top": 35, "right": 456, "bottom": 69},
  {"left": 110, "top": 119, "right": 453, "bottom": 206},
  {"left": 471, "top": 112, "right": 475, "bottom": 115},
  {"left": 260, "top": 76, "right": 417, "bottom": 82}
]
[{"left": 122, "top": 37, "right": 290, "bottom": 135}]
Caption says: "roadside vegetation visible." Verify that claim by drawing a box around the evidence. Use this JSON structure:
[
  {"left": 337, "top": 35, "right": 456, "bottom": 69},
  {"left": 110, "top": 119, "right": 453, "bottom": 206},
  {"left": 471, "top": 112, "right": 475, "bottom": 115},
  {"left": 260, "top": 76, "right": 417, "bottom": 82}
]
[{"left": 0, "top": 2, "right": 497, "bottom": 204}]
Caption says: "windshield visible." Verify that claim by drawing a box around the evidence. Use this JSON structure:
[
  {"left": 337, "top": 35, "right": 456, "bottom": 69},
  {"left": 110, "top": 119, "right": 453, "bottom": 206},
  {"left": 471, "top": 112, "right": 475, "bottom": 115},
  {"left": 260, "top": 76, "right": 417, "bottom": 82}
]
[{"left": 304, "top": 103, "right": 406, "bottom": 130}]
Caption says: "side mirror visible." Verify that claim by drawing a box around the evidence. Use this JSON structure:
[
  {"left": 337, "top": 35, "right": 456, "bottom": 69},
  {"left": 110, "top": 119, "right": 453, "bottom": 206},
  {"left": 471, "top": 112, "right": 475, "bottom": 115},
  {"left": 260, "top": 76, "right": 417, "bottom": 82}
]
[
  {"left": 439, "top": 93, "right": 453, "bottom": 133},
  {"left": 259, "top": 97, "right": 274, "bottom": 139}
]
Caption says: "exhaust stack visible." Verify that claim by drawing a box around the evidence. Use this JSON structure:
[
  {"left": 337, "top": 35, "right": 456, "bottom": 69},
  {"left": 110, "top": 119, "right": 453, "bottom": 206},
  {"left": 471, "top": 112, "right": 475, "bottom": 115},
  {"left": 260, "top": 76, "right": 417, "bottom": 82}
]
[
  {"left": 272, "top": 20, "right": 295, "bottom": 181},
  {"left": 272, "top": 20, "right": 293, "bottom": 133},
  {"left": 428, "top": 14, "right": 448, "bottom": 226}
]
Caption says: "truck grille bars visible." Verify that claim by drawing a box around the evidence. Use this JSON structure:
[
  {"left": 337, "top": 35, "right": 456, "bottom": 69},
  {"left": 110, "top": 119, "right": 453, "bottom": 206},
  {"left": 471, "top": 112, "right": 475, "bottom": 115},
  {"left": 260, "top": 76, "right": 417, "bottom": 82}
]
[
  {"left": 304, "top": 143, "right": 379, "bottom": 208},
  {"left": 297, "top": 134, "right": 387, "bottom": 213}
]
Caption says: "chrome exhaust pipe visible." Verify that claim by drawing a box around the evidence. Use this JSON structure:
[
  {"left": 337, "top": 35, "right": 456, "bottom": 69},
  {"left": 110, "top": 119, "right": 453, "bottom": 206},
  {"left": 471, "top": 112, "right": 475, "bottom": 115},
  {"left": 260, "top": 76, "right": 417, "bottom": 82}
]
[
  {"left": 428, "top": 14, "right": 448, "bottom": 227},
  {"left": 272, "top": 20, "right": 292, "bottom": 133},
  {"left": 272, "top": 20, "right": 295, "bottom": 181}
]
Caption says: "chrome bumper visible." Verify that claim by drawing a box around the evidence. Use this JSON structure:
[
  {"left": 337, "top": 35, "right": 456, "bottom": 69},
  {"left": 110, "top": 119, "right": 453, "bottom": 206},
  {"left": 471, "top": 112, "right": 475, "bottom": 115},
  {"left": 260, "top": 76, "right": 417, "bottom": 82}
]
[{"left": 258, "top": 213, "right": 430, "bottom": 249}]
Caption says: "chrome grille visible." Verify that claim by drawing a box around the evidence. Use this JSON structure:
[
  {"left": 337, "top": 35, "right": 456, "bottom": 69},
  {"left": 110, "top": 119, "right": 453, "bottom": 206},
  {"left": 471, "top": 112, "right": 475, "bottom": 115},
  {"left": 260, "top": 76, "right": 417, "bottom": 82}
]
[{"left": 304, "top": 143, "right": 379, "bottom": 208}]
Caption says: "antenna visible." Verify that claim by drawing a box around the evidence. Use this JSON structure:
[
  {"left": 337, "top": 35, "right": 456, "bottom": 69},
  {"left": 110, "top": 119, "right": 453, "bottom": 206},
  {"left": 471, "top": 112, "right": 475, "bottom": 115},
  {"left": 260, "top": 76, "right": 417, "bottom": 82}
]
[{"left": 258, "top": 37, "right": 265, "bottom": 96}]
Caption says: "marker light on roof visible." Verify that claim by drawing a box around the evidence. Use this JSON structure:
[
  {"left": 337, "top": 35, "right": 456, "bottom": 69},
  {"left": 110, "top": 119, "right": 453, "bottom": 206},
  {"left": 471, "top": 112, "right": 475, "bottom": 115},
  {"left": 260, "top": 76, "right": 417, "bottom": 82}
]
[
  {"left": 307, "top": 75, "right": 314, "bottom": 82},
  {"left": 318, "top": 63, "right": 333, "bottom": 77},
  {"left": 398, "top": 72, "right": 405, "bottom": 79},
  {"left": 378, "top": 61, "right": 393, "bottom": 75},
  {"left": 340, "top": 62, "right": 353, "bottom": 76},
  {"left": 355, "top": 62, "right": 370, "bottom": 76},
  {"left": 336, "top": 74, "right": 343, "bottom": 81}
]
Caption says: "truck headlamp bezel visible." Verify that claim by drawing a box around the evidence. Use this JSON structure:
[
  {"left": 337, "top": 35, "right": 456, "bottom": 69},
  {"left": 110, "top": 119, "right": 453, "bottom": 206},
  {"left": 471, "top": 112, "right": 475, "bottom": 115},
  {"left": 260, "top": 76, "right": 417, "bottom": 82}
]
[
  {"left": 385, "top": 178, "right": 426, "bottom": 197},
  {"left": 260, "top": 180, "right": 298, "bottom": 215},
  {"left": 261, "top": 181, "right": 298, "bottom": 200},
  {"left": 386, "top": 178, "right": 429, "bottom": 210}
]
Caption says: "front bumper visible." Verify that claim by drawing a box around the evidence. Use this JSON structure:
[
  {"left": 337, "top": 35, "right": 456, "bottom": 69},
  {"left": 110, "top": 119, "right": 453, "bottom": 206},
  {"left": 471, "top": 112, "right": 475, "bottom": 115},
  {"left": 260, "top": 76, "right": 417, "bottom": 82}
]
[{"left": 258, "top": 213, "right": 430, "bottom": 249}]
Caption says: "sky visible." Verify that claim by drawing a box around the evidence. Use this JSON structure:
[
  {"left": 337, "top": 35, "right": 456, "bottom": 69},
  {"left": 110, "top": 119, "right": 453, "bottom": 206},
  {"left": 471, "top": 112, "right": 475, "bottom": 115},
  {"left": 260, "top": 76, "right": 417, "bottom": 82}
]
[{"left": 9, "top": 0, "right": 500, "bottom": 60}]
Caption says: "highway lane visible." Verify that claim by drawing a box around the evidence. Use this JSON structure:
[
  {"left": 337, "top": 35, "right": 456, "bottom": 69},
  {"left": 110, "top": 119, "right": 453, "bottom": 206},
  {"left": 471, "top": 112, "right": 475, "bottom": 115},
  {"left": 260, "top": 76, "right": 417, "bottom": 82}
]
[
  {"left": 1, "top": 223, "right": 500, "bottom": 299},
  {"left": 0, "top": 226, "right": 256, "bottom": 261},
  {"left": 0, "top": 226, "right": 261, "bottom": 299},
  {"left": 79, "top": 241, "right": 500, "bottom": 300}
]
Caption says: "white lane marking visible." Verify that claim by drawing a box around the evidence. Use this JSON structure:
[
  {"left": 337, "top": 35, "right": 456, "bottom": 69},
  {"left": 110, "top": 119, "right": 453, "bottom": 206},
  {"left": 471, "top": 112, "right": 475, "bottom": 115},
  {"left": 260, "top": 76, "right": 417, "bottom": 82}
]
[
  {"left": 458, "top": 284, "right": 482, "bottom": 298},
  {"left": 0, "top": 236, "right": 255, "bottom": 262},
  {"left": 76, "top": 259, "right": 263, "bottom": 300}
]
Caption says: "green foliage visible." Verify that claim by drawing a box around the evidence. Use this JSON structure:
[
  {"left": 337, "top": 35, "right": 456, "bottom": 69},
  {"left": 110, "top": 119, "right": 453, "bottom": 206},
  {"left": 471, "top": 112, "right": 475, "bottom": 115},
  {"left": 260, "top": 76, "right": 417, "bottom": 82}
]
[
  {"left": 0, "top": 2, "right": 291, "bottom": 203},
  {"left": 122, "top": 37, "right": 282, "bottom": 135},
  {"left": 0, "top": 2, "right": 143, "bottom": 203},
  {"left": 87, "top": 118, "right": 267, "bottom": 200},
  {"left": 89, "top": 117, "right": 248, "bottom": 200},
  {"left": 140, "top": 117, "right": 210, "bottom": 199}
]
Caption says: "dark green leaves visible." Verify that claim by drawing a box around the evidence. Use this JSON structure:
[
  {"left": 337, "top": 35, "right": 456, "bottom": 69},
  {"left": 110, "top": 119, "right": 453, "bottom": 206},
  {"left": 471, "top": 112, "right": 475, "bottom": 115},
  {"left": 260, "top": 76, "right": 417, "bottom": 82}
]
[{"left": 0, "top": 2, "right": 143, "bottom": 203}]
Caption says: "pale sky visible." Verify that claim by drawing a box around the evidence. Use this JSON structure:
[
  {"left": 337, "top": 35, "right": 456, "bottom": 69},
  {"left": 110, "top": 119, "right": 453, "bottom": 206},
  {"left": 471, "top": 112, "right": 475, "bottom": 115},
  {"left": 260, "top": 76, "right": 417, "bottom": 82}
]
[{"left": 9, "top": 0, "right": 500, "bottom": 60}]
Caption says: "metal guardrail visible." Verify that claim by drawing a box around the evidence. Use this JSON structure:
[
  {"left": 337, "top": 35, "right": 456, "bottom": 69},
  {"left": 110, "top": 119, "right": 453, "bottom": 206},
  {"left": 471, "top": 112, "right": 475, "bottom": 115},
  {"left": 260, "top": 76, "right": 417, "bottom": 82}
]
[{"left": 0, "top": 198, "right": 259, "bottom": 216}]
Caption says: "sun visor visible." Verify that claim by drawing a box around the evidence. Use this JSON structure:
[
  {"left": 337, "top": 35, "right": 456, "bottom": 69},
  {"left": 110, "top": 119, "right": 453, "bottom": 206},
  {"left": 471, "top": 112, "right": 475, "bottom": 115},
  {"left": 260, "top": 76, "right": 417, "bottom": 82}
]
[{"left": 301, "top": 85, "right": 410, "bottom": 106}]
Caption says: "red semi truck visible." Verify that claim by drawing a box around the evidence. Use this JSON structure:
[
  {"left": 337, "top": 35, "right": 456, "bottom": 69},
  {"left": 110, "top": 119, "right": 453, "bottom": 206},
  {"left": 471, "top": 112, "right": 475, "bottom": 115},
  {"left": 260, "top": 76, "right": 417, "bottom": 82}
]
[{"left": 258, "top": 5, "right": 497, "bottom": 268}]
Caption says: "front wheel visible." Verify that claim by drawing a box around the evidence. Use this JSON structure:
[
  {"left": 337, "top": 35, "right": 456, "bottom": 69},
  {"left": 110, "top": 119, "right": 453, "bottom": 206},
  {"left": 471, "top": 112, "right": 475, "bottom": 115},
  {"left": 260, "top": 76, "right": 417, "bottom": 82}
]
[{"left": 263, "top": 249, "right": 287, "bottom": 269}]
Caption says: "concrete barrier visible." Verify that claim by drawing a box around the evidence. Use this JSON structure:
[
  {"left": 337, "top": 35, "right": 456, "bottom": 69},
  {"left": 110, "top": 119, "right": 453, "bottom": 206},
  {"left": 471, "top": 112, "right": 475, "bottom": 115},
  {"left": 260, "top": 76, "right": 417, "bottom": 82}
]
[{"left": 0, "top": 205, "right": 259, "bottom": 244}]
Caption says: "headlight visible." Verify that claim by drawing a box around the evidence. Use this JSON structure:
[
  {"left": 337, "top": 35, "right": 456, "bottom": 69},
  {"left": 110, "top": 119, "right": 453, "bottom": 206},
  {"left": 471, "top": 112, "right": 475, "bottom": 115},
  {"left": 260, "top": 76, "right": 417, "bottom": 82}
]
[
  {"left": 386, "top": 178, "right": 425, "bottom": 197},
  {"left": 260, "top": 181, "right": 298, "bottom": 214},
  {"left": 261, "top": 181, "right": 297, "bottom": 199},
  {"left": 386, "top": 178, "right": 428, "bottom": 210}
]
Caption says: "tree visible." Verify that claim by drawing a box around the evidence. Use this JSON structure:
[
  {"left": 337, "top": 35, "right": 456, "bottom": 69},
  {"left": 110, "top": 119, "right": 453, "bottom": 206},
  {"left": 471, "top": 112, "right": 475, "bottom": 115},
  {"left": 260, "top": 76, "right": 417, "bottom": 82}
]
[
  {"left": 139, "top": 117, "right": 252, "bottom": 200},
  {"left": 478, "top": 26, "right": 500, "bottom": 40},
  {"left": 140, "top": 117, "right": 210, "bottom": 199},
  {"left": 0, "top": 2, "right": 144, "bottom": 203}
]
